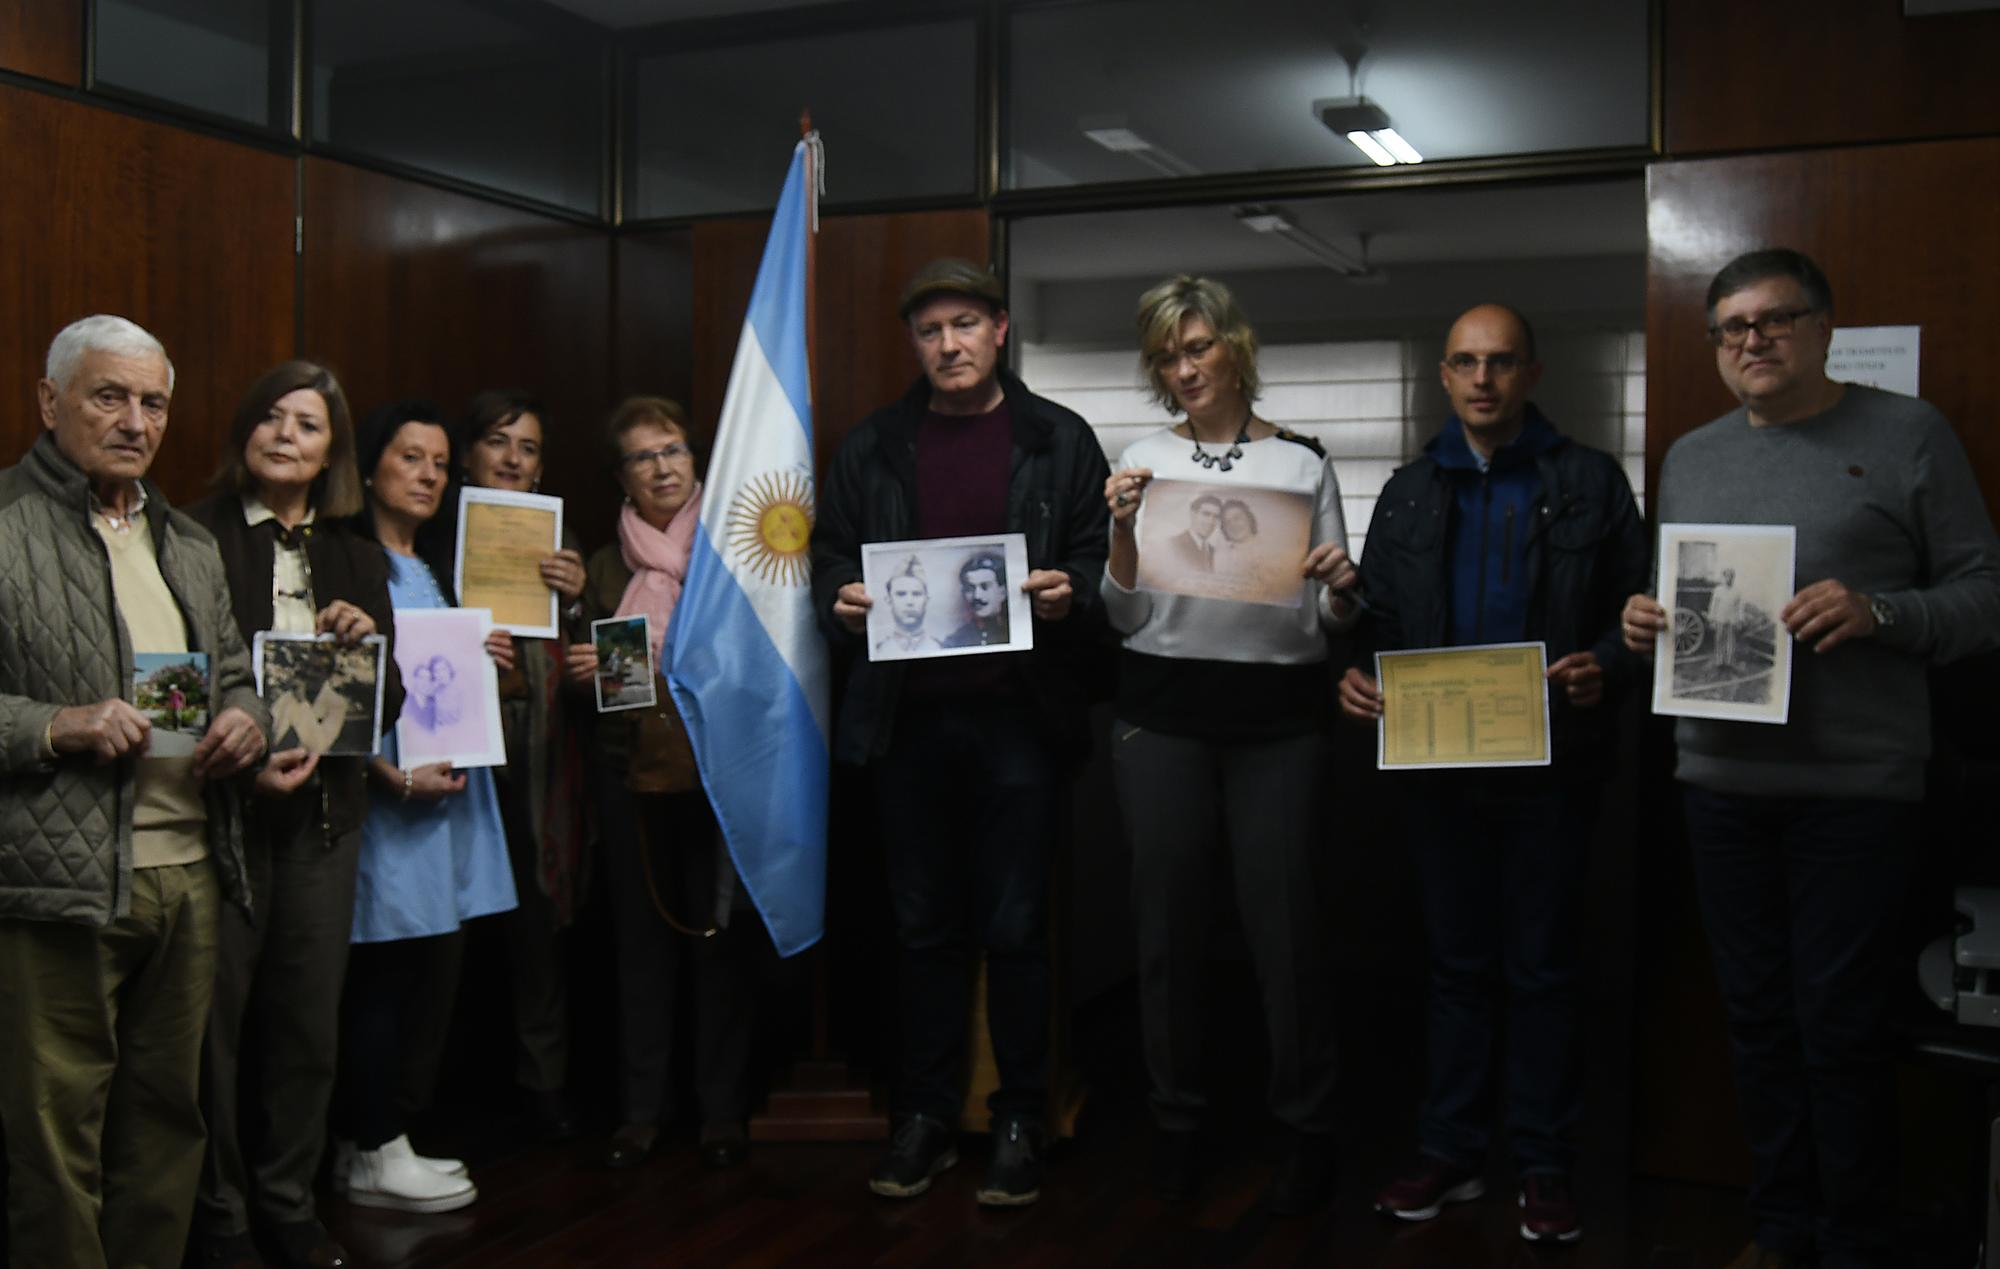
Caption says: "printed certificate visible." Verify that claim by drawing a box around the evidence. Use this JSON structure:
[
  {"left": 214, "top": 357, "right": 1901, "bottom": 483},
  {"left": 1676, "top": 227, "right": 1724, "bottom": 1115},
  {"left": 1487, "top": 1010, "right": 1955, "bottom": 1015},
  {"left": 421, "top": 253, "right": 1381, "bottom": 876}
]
[
  {"left": 1376, "top": 641, "right": 1552, "bottom": 770},
  {"left": 453, "top": 487, "right": 562, "bottom": 638}
]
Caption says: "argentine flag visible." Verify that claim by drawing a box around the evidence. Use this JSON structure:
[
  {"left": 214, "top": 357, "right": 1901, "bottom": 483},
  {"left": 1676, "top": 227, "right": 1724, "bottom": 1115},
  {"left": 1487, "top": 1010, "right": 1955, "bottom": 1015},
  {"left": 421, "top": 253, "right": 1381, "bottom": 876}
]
[{"left": 666, "top": 141, "right": 829, "bottom": 957}]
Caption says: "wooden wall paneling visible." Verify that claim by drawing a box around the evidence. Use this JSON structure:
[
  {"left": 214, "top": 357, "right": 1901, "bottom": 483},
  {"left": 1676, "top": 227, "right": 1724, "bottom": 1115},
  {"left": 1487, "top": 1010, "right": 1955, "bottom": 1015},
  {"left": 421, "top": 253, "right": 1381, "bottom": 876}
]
[
  {"left": 611, "top": 228, "right": 694, "bottom": 413},
  {"left": 689, "top": 207, "right": 990, "bottom": 477},
  {"left": 0, "top": 0, "right": 82, "bottom": 86},
  {"left": 810, "top": 209, "right": 990, "bottom": 471},
  {"left": 0, "top": 82, "right": 293, "bottom": 501},
  {"left": 1662, "top": 0, "right": 2000, "bottom": 156},
  {"left": 300, "top": 157, "right": 617, "bottom": 549},
  {"left": 1638, "top": 137, "right": 2000, "bottom": 1185}
]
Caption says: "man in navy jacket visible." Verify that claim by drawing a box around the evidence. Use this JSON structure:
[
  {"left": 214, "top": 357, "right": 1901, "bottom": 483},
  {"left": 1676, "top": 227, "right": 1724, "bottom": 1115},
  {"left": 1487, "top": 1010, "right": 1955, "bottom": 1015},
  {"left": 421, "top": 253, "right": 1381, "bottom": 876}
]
[{"left": 1339, "top": 304, "right": 1647, "bottom": 1245}]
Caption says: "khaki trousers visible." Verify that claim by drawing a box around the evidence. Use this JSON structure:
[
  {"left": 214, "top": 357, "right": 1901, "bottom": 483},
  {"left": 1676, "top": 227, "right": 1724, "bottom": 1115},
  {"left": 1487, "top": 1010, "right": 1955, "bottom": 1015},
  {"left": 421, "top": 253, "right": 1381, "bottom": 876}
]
[{"left": 0, "top": 863, "right": 220, "bottom": 1269}]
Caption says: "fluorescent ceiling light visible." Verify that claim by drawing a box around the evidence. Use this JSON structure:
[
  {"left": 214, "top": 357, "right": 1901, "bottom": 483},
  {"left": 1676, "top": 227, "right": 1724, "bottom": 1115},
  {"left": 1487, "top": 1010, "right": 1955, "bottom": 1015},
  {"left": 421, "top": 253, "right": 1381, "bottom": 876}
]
[
  {"left": 1374, "top": 128, "right": 1423, "bottom": 165},
  {"left": 1345, "top": 131, "right": 1397, "bottom": 166},
  {"left": 1081, "top": 127, "right": 1151, "bottom": 153},
  {"left": 1233, "top": 204, "right": 1370, "bottom": 277},
  {"left": 1314, "top": 96, "right": 1423, "bottom": 166},
  {"left": 1078, "top": 119, "right": 1201, "bottom": 178}
]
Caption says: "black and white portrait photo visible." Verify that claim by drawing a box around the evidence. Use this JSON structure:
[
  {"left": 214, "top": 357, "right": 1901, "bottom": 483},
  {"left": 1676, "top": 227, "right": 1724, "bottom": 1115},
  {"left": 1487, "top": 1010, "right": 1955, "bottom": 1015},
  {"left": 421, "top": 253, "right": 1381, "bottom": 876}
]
[
  {"left": 253, "top": 632, "right": 387, "bottom": 757},
  {"left": 1652, "top": 522, "right": 1796, "bottom": 724},
  {"left": 859, "top": 533, "right": 1033, "bottom": 662},
  {"left": 1135, "top": 477, "right": 1315, "bottom": 608}
]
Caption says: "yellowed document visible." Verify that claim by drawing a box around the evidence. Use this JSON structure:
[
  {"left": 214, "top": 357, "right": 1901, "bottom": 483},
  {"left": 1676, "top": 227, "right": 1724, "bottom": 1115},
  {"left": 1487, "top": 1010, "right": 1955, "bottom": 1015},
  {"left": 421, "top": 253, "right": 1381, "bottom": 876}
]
[
  {"left": 1376, "top": 641, "right": 1550, "bottom": 769},
  {"left": 454, "top": 487, "right": 562, "bottom": 637}
]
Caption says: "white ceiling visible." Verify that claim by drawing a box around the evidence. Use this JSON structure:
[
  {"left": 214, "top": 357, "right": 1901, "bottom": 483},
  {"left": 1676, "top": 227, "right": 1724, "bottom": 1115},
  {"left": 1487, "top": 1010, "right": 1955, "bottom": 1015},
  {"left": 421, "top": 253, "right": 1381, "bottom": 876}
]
[{"left": 1009, "top": 179, "right": 1646, "bottom": 283}]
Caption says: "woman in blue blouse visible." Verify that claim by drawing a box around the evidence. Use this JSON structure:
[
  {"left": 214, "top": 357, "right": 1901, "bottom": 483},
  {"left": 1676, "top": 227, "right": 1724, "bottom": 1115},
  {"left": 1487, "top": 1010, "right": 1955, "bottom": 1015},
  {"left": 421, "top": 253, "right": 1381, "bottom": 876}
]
[{"left": 335, "top": 400, "right": 518, "bottom": 1213}]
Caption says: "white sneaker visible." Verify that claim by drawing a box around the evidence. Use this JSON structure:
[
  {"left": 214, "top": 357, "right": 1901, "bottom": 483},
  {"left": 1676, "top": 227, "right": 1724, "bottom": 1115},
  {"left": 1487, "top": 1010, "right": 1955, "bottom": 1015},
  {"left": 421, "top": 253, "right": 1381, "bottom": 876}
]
[
  {"left": 345, "top": 1135, "right": 477, "bottom": 1213},
  {"left": 332, "top": 1137, "right": 469, "bottom": 1193}
]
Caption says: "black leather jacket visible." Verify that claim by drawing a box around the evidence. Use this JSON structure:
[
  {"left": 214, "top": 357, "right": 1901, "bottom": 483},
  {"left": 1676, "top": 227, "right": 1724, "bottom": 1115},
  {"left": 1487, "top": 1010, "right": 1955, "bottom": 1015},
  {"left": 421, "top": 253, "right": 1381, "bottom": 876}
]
[
  {"left": 1354, "top": 427, "right": 1649, "bottom": 765},
  {"left": 810, "top": 371, "right": 1111, "bottom": 764}
]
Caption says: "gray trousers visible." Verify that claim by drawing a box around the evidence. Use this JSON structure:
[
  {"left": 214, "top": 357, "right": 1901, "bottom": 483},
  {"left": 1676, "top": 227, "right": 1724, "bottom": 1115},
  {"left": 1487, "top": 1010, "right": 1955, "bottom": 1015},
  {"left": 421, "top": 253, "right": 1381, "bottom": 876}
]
[
  {"left": 198, "top": 797, "right": 359, "bottom": 1236},
  {"left": 1113, "top": 723, "right": 1339, "bottom": 1135}
]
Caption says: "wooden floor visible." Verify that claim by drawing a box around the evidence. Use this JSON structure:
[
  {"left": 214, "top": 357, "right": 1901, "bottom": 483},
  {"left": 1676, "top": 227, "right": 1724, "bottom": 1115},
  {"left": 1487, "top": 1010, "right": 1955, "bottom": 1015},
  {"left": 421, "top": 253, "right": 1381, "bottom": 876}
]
[{"left": 319, "top": 981, "right": 1764, "bottom": 1269}]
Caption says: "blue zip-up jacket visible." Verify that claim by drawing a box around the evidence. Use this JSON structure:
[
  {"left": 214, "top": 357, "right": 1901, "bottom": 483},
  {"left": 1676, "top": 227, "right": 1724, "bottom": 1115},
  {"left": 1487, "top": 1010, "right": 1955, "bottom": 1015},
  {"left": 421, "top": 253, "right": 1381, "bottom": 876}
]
[
  {"left": 1431, "top": 408, "right": 1565, "bottom": 646},
  {"left": 1352, "top": 406, "right": 1650, "bottom": 766}
]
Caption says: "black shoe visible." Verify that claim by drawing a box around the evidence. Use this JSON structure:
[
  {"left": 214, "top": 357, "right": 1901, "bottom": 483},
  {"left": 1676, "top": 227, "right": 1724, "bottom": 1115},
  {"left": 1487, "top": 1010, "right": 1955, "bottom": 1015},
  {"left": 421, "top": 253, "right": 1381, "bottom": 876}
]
[
  {"left": 699, "top": 1126, "right": 748, "bottom": 1170},
  {"left": 269, "top": 1218, "right": 350, "bottom": 1269},
  {"left": 603, "top": 1122, "right": 659, "bottom": 1169},
  {"left": 1152, "top": 1128, "right": 1201, "bottom": 1203},
  {"left": 197, "top": 1228, "right": 265, "bottom": 1269},
  {"left": 529, "top": 1088, "right": 581, "bottom": 1142},
  {"left": 975, "top": 1116, "right": 1044, "bottom": 1208},
  {"left": 867, "top": 1113, "right": 958, "bottom": 1199},
  {"left": 1267, "top": 1132, "right": 1338, "bottom": 1217}
]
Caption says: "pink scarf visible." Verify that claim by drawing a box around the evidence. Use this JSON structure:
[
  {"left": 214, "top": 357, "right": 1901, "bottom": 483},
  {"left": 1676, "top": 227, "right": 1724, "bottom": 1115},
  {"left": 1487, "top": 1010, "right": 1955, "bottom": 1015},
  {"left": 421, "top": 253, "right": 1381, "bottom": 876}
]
[{"left": 613, "top": 484, "right": 701, "bottom": 663}]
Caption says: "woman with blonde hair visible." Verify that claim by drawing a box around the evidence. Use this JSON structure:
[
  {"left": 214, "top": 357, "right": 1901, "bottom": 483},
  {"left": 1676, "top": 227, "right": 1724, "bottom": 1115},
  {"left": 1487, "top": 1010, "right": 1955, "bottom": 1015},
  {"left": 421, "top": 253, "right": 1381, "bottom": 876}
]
[{"left": 1102, "top": 275, "right": 1359, "bottom": 1214}]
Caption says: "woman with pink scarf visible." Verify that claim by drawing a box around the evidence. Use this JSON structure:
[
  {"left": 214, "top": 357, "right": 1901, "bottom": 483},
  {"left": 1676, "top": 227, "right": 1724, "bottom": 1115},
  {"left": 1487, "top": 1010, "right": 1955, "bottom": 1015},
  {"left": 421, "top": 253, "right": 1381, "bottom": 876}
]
[{"left": 565, "top": 397, "right": 780, "bottom": 1173}]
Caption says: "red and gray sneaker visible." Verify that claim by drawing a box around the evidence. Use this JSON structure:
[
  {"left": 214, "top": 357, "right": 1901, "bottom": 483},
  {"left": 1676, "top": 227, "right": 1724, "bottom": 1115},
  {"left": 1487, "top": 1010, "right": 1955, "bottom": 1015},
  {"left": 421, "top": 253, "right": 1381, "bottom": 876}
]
[
  {"left": 1373, "top": 1156, "right": 1485, "bottom": 1221},
  {"left": 1517, "top": 1171, "right": 1582, "bottom": 1243}
]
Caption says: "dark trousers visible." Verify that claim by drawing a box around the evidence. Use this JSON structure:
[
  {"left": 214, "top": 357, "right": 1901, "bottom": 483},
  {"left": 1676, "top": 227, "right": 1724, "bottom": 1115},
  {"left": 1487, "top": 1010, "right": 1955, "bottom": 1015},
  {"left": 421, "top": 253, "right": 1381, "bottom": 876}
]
[
  {"left": 872, "top": 699, "right": 1060, "bottom": 1123},
  {"left": 1682, "top": 786, "right": 1907, "bottom": 1269},
  {"left": 496, "top": 768, "right": 570, "bottom": 1094},
  {"left": 1113, "top": 722, "right": 1338, "bottom": 1135},
  {"left": 198, "top": 796, "right": 359, "bottom": 1236},
  {"left": 1401, "top": 771, "right": 1596, "bottom": 1173},
  {"left": 599, "top": 781, "right": 770, "bottom": 1131},
  {"left": 336, "top": 929, "right": 465, "bottom": 1150},
  {"left": 0, "top": 863, "right": 219, "bottom": 1269}
]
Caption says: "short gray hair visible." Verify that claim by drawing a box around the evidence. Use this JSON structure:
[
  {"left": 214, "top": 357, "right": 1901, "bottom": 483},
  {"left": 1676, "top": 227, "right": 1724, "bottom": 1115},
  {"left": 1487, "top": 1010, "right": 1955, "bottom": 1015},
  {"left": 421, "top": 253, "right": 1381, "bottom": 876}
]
[{"left": 45, "top": 315, "right": 175, "bottom": 392}]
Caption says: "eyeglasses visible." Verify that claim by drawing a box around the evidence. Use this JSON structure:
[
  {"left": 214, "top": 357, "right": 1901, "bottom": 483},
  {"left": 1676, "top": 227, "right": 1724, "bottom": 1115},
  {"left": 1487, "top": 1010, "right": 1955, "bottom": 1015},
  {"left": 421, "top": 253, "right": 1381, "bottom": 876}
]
[
  {"left": 1149, "top": 337, "right": 1220, "bottom": 372},
  {"left": 1708, "top": 307, "right": 1817, "bottom": 349},
  {"left": 619, "top": 442, "right": 689, "bottom": 470},
  {"left": 1442, "top": 352, "right": 1524, "bottom": 376}
]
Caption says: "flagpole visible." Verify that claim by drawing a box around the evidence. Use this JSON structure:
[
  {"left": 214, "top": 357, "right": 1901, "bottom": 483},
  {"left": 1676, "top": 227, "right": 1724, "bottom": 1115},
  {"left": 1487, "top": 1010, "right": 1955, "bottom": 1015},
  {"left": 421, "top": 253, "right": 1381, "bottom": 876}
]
[{"left": 798, "top": 107, "right": 834, "bottom": 1069}]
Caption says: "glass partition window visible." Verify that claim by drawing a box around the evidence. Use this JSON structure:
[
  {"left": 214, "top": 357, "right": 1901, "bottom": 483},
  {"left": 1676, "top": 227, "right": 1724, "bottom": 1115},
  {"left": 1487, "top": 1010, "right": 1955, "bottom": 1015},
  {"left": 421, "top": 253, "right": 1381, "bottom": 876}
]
[
  {"left": 311, "top": 0, "right": 606, "bottom": 216},
  {"left": 93, "top": 0, "right": 279, "bottom": 130},
  {"left": 627, "top": 19, "right": 977, "bottom": 220},
  {"left": 1006, "top": 0, "right": 1649, "bottom": 189}
]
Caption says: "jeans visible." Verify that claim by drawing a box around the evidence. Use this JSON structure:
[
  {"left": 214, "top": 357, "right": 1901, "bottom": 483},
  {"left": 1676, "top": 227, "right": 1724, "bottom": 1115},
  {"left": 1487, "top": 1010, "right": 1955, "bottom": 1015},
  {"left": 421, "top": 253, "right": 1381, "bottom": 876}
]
[
  {"left": 1682, "top": 785, "right": 1908, "bottom": 1269},
  {"left": 872, "top": 698, "right": 1060, "bottom": 1123},
  {"left": 1402, "top": 771, "right": 1596, "bottom": 1173}
]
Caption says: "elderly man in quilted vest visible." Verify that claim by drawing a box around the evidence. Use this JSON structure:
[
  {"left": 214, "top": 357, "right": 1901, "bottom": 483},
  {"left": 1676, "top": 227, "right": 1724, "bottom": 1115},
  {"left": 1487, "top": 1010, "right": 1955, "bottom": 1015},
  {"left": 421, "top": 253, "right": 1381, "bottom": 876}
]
[{"left": 0, "top": 315, "right": 269, "bottom": 1269}]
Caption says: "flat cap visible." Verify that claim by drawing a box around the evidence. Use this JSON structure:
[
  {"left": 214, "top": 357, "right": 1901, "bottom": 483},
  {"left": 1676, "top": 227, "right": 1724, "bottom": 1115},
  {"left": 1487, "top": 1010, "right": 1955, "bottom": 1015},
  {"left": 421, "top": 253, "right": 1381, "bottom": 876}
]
[{"left": 898, "top": 258, "right": 1005, "bottom": 319}]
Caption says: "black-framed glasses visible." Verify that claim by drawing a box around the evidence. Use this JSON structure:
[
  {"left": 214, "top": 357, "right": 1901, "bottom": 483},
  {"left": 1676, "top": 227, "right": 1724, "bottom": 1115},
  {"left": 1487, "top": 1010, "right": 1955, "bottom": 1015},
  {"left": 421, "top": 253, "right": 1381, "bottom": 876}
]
[
  {"left": 1708, "top": 307, "right": 1817, "bottom": 349},
  {"left": 1442, "top": 352, "right": 1524, "bottom": 376},
  {"left": 619, "top": 443, "right": 690, "bottom": 471}
]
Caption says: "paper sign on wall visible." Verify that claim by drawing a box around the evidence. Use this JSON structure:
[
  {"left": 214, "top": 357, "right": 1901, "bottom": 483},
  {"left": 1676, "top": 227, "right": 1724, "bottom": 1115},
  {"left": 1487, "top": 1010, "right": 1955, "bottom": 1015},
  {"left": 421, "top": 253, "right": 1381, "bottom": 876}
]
[{"left": 1828, "top": 325, "right": 1920, "bottom": 399}]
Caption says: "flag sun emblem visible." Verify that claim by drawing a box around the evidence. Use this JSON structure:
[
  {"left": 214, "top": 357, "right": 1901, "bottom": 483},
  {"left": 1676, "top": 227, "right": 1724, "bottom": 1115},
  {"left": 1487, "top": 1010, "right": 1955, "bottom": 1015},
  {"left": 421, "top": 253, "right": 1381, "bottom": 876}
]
[{"left": 726, "top": 471, "right": 814, "bottom": 586}]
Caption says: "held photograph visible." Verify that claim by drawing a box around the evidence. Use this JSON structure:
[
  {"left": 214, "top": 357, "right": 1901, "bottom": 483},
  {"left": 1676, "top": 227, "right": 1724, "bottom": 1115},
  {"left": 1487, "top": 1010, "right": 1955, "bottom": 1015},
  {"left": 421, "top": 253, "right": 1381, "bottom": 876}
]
[
  {"left": 1134, "top": 477, "right": 1315, "bottom": 608},
  {"left": 591, "top": 615, "right": 657, "bottom": 713},
  {"left": 391, "top": 608, "right": 507, "bottom": 768},
  {"left": 1652, "top": 522, "right": 1796, "bottom": 725},
  {"left": 860, "top": 533, "right": 1034, "bottom": 662},
  {"left": 132, "top": 652, "right": 210, "bottom": 757},
  {"left": 253, "top": 632, "right": 387, "bottom": 757}
]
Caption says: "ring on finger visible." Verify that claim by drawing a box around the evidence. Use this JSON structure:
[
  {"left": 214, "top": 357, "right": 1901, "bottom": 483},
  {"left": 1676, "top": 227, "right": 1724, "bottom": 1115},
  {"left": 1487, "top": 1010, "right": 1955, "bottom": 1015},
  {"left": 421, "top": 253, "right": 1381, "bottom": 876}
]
[{"left": 1115, "top": 492, "right": 1132, "bottom": 507}]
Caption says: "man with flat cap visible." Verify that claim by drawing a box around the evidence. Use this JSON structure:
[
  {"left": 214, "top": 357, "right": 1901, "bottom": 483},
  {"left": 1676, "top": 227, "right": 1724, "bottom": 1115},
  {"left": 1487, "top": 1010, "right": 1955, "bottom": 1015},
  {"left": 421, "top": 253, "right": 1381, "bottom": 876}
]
[{"left": 812, "top": 258, "right": 1109, "bottom": 1209}]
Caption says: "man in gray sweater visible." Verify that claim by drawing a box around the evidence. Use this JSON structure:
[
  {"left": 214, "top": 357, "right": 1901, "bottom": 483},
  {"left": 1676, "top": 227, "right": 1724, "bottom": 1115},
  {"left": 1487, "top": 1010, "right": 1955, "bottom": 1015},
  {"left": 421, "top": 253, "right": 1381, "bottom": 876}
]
[{"left": 1623, "top": 249, "right": 2000, "bottom": 1269}]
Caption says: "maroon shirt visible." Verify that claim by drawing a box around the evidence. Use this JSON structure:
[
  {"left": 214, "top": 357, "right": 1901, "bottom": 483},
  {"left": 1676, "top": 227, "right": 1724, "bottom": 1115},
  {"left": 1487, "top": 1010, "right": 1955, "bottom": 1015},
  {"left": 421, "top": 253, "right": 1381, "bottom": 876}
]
[
  {"left": 908, "top": 399, "right": 1016, "bottom": 697},
  {"left": 915, "top": 401, "right": 1012, "bottom": 539}
]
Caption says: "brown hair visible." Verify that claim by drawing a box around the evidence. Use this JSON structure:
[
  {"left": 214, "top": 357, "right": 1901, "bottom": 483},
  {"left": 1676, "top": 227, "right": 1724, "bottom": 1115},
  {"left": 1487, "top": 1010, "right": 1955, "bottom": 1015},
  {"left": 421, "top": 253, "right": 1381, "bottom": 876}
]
[
  {"left": 213, "top": 360, "right": 363, "bottom": 517},
  {"left": 602, "top": 395, "right": 698, "bottom": 472}
]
